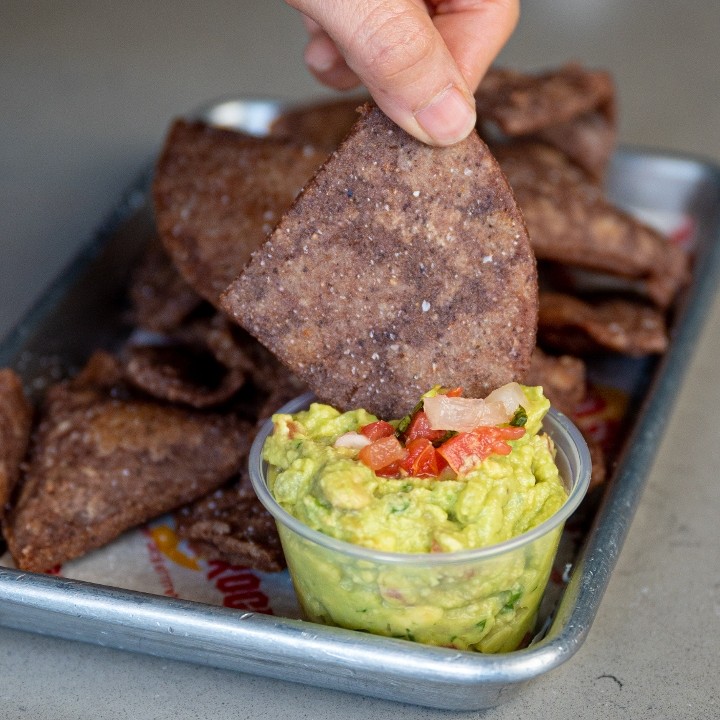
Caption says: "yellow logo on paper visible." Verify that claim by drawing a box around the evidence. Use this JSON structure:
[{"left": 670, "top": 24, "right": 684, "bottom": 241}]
[{"left": 148, "top": 524, "right": 200, "bottom": 571}]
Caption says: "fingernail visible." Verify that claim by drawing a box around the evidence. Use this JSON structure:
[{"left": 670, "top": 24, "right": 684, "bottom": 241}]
[
  {"left": 414, "top": 86, "right": 477, "bottom": 146},
  {"left": 305, "top": 37, "right": 338, "bottom": 74}
]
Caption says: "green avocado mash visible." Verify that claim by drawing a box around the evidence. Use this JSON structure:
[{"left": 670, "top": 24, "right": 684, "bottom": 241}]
[{"left": 263, "top": 385, "right": 568, "bottom": 652}]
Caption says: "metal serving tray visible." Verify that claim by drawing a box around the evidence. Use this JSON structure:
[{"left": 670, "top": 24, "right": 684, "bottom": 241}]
[{"left": 1, "top": 99, "right": 720, "bottom": 711}]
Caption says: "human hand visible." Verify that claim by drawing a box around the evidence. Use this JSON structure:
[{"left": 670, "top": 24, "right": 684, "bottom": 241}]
[{"left": 285, "top": 0, "right": 519, "bottom": 146}]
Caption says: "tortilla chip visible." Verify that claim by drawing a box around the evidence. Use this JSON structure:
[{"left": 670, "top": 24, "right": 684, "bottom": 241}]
[
  {"left": 175, "top": 479, "right": 285, "bottom": 573},
  {"left": 254, "top": 372, "right": 308, "bottom": 423},
  {"left": 523, "top": 348, "right": 586, "bottom": 415},
  {"left": 168, "top": 313, "right": 255, "bottom": 373},
  {"left": 122, "top": 343, "right": 247, "bottom": 409},
  {"left": 494, "top": 140, "right": 689, "bottom": 307},
  {"left": 3, "top": 352, "right": 249, "bottom": 572},
  {"left": 72, "top": 347, "right": 127, "bottom": 389},
  {"left": 534, "top": 109, "right": 617, "bottom": 179},
  {"left": 0, "top": 369, "right": 33, "bottom": 516},
  {"left": 144, "top": 310, "right": 307, "bottom": 421},
  {"left": 476, "top": 63, "right": 615, "bottom": 136},
  {"left": 522, "top": 347, "right": 606, "bottom": 487},
  {"left": 128, "top": 236, "right": 205, "bottom": 333},
  {"left": 476, "top": 64, "right": 616, "bottom": 178},
  {"left": 538, "top": 292, "right": 669, "bottom": 356},
  {"left": 221, "top": 105, "right": 537, "bottom": 418},
  {"left": 153, "top": 120, "right": 327, "bottom": 307},
  {"left": 269, "top": 96, "right": 368, "bottom": 151},
  {"left": 165, "top": 312, "right": 306, "bottom": 406},
  {"left": 585, "top": 436, "right": 608, "bottom": 491},
  {"left": 175, "top": 396, "right": 287, "bottom": 573}
]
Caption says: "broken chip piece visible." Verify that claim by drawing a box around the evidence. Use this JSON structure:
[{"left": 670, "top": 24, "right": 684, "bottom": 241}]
[{"left": 221, "top": 105, "right": 538, "bottom": 419}]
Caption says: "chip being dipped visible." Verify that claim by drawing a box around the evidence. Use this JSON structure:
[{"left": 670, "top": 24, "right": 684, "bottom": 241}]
[{"left": 221, "top": 105, "right": 537, "bottom": 419}]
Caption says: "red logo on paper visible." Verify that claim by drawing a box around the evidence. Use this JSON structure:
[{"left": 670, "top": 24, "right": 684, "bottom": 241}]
[
  {"left": 573, "top": 384, "right": 628, "bottom": 455},
  {"left": 206, "top": 560, "right": 274, "bottom": 614}
]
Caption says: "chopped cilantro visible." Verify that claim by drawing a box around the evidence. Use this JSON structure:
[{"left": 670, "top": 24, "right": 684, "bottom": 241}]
[
  {"left": 501, "top": 589, "right": 523, "bottom": 612},
  {"left": 509, "top": 406, "right": 528, "bottom": 427},
  {"left": 395, "top": 398, "right": 424, "bottom": 434}
]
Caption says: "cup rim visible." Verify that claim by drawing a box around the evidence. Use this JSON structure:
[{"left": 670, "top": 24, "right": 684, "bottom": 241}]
[{"left": 249, "top": 392, "right": 592, "bottom": 566}]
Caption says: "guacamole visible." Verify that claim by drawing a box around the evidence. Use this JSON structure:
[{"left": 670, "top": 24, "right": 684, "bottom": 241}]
[{"left": 262, "top": 385, "right": 569, "bottom": 652}]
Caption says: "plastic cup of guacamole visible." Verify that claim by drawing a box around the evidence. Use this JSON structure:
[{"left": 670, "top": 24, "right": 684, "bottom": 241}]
[{"left": 249, "top": 391, "right": 591, "bottom": 653}]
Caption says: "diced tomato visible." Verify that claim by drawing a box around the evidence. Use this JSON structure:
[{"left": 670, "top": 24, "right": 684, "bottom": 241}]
[
  {"left": 400, "top": 438, "right": 442, "bottom": 477},
  {"left": 359, "top": 420, "right": 396, "bottom": 441},
  {"left": 496, "top": 426, "right": 526, "bottom": 441},
  {"left": 437, "top": 426, "right": 525, "bottom": 474},
  {"left": 404, "top": 410, "right": 447, "bottom": 444},
  {"left": 437, "top": 433, "right": 483, "bottom": 474},
  {"left": 358, "top": 434, "right": 407, "bottom": 472},
  {"left": 445, "top": 387, "right": 463, "bottom": 397},
  {"left": 436, "top": 452, "right": 450, "bottom": 474},
  {"left": 400, "top": 438, "right": 431, "bottom": 472},
  {"left": 376, "top": 460, "right": 403, "bottom": 478}
]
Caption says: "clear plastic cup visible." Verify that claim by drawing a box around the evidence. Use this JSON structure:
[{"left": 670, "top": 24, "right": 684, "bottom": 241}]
[{"left": 249, "top": 392, "right": 591, "bottom": 653}]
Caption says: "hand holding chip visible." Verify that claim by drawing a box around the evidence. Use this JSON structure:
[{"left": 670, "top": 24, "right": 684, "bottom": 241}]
[{"left": 286, "top": 0, "right": 519, "bottom": 146}]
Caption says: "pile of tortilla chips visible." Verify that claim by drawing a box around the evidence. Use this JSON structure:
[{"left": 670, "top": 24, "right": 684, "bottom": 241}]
[{"left": 0, "top": 63, "right": 689, "bottom": 574}]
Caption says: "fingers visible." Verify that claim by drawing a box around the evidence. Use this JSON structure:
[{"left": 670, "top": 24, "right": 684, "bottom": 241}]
[
  {"left": 287, "top": 0, "right": 519, "bottom": 146},
  {"left": 287, "top": 0, "right": 472, "bottom": 145},
  {"left": 430, "top": 0, "right": 520, "bottom": 92},
  {"left": 302, "top": 14, "right": 362, "bottom": 90}
]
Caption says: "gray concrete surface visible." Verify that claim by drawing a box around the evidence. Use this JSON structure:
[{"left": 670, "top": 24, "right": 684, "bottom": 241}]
[{"left": 1, "top": 2, "right": 719, "bottom": 718}]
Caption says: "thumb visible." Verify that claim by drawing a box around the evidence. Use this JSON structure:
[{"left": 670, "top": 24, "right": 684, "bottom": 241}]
[{"left": 289, "top": 0, "right": 477, "bottom": 146}]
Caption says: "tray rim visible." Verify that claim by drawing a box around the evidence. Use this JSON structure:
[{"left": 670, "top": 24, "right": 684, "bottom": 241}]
[{"left": 2, "top": 99, "right": 720, "bottom": 710}]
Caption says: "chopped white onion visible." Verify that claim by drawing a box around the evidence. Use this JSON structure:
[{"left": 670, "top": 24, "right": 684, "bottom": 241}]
[
  {"left": 484, "top": 382, "right": 527, "bottom": 415},
  {"left": 424, "top": 383, "right": 526, "bottom": 432},
  {"left": 334, "top": 431, "right": 371, "bottom": 450}
]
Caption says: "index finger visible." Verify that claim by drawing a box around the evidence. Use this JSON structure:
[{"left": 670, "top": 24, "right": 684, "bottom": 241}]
[{"left": 430, "top": 0, "right": 520, "bottom": 91}]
